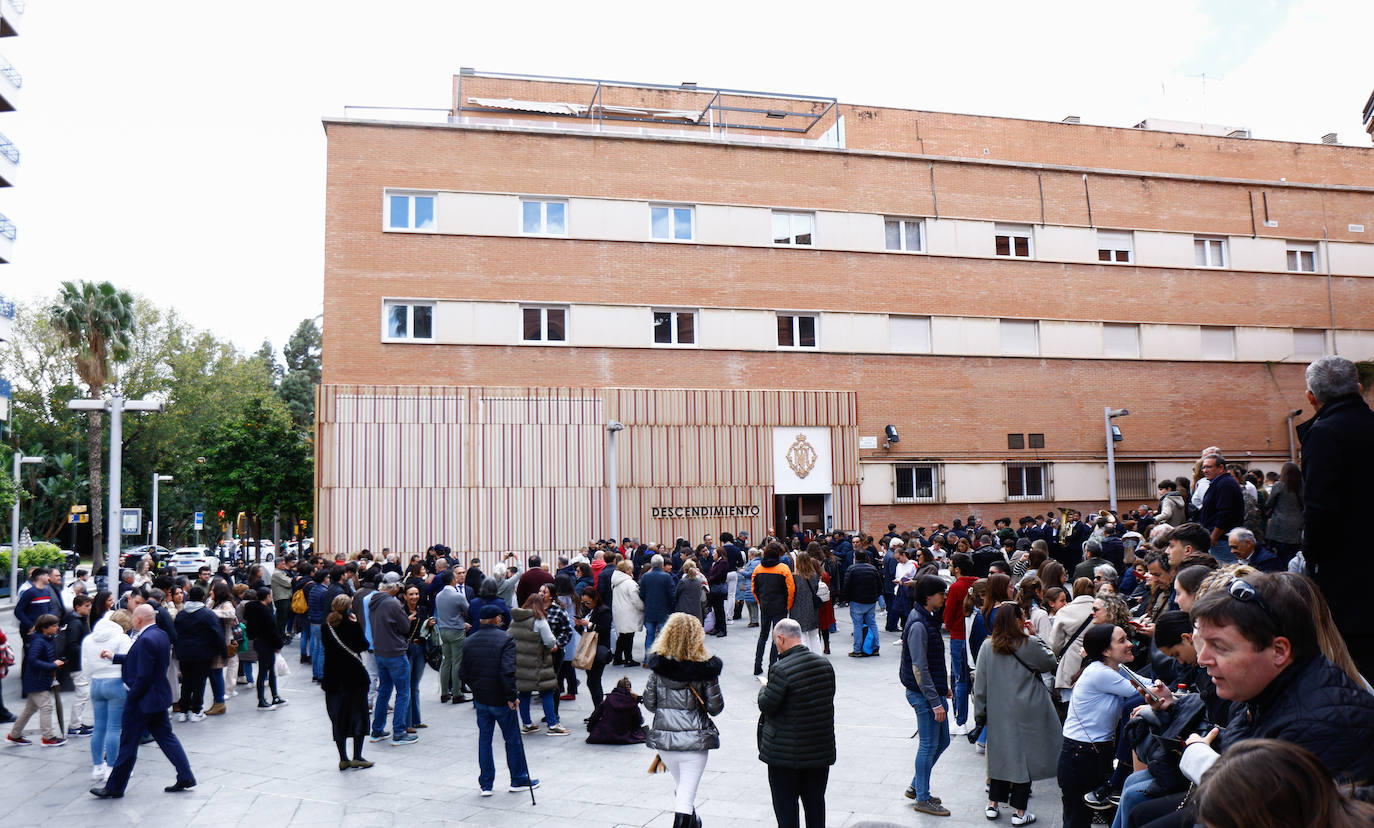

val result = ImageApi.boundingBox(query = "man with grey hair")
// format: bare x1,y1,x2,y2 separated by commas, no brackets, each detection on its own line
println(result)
1225,528,1281,573
638,554,676,656
1299,354,1374,675
1190,445,1222,511
1073,538,1109,581
1198,451,1242,563
758,617,836,828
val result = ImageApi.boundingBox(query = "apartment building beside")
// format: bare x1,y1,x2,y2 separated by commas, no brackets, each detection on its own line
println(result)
319,69,1374,562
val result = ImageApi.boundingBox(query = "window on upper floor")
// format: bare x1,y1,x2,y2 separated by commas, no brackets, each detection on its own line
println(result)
772,211,814,246
651,205,694,241
1194,236,1227,268
885,217,924,252
995,223,1033,258
1293,328,1326,359
1103,323,1141,358
776,313,818,348
521,199,567,236
521,305,567,343
383,301,434,341
652,309,697,346
1097,230,1133,263
896,464,940,503
1007,433,1026,450
1286,242,1317,273
386,192,436,231
1200,326,1235,360
1028,433,1045,449
1000,319,1039,356
889,315,932,353
1006,462,1050,501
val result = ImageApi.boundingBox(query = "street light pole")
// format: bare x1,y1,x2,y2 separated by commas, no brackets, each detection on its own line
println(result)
1105,407,1130,514
606,421,625,543
9,452,43,602
151,473,173,549
69,395,164,590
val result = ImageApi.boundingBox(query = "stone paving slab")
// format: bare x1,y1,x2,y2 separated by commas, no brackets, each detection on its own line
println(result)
0,607,1064,827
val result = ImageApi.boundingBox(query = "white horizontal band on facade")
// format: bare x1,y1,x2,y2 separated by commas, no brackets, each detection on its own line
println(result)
859,459,1228,506
381,189,1374,279
379,297,1361,364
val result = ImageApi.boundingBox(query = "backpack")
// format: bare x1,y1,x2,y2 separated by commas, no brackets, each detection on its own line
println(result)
291,587,308,615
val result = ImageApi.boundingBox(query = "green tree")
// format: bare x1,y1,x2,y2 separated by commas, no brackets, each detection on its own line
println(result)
279,318,321,431
48,281,135,569
33,453,86,538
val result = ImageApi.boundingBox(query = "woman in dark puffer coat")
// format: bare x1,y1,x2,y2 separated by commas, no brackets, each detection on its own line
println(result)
510,595,567,736
642,612,724,828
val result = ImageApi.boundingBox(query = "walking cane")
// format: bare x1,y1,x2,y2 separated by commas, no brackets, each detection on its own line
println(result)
52,682,66,736
511,721,537,806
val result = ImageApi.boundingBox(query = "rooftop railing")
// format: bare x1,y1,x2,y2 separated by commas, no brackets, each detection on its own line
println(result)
0,55,21,88
0,132,18,164
0,213,16,241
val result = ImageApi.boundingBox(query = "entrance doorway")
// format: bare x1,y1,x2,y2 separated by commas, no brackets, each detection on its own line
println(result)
774,494,830,542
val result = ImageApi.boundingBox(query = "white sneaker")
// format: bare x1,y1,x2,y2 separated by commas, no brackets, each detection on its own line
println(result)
189,712,207,723
975,742,986,755
949,721,966,736
102,764,113,781
175,712,188,723
91,765,106,780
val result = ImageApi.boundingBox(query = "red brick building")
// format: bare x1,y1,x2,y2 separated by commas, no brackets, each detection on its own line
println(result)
319,70,1374,561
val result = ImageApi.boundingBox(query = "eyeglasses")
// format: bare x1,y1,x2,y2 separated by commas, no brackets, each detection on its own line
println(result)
1228,578,1282,632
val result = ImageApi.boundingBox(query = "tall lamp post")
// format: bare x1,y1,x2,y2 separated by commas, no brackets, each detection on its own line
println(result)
9,452,43,602
606,420,625,543
151,473,173,549
1105,407,1130,514
69,395,164,590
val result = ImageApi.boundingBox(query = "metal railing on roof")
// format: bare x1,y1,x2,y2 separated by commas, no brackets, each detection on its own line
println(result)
0,295,13,319
0,55,20,88
6,0,24,14
0,133,18,164
0,213,16,241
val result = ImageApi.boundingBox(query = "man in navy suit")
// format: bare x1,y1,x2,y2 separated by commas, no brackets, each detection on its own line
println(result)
90,604,196,798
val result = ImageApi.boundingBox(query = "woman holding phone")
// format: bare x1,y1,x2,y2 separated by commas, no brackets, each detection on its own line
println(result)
1056,624,1140,828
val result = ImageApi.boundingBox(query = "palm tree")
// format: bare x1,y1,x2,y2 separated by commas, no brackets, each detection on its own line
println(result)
48,281,134,570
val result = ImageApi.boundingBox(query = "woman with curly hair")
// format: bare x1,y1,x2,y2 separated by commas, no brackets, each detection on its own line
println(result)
642,613,723,828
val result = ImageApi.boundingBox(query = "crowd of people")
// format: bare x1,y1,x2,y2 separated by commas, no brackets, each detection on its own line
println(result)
4,354,1374,826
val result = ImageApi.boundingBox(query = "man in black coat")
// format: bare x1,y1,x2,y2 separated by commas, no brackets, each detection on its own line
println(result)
758,618,836,828
458,606,536,795
171,586,226,720
1198,452,1243,563
842,551,882,657
1299,355,1374,677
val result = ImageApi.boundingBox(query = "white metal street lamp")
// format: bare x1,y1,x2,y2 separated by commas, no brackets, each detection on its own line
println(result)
606,420,625,543
8,452,43,602
151,473,173,549
69,395,164,590
1105,407,1130,514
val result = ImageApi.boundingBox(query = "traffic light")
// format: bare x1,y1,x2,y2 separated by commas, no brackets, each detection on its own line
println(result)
217,510,225,520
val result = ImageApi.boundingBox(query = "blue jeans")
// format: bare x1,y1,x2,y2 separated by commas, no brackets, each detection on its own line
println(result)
407,643,426,726
949,638,970,726
89,677,126,767
907,692,951,801
518,691,558,727
310,623,325,680
208,668,225,704
298,618,311,658
1209,540,1237,565
644,619,664,657
371,654,412,739
474,702,531,791
849,601,876,653
1111,768,1156,828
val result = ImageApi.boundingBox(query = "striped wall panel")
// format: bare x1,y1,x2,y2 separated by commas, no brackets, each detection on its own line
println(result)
316,384,859,573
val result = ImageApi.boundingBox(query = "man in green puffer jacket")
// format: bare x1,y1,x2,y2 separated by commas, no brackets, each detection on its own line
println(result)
757,618,836,828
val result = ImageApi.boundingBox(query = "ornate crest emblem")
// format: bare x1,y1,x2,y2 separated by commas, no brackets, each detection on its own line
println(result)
785,433,818,479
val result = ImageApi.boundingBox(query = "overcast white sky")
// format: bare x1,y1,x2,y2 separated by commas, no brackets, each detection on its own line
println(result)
3,0,1371,355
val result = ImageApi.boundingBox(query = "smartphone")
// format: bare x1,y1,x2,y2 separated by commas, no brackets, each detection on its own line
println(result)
1117,665,1163,702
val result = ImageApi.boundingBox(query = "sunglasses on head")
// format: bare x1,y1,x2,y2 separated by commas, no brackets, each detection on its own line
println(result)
1228,578,1281,632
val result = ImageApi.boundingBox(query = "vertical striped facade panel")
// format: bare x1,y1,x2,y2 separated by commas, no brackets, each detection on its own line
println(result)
317,385,858,570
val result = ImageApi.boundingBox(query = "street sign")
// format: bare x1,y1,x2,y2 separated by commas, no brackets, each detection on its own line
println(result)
194,511,204,531
120,508,142,536
68,512,89,524
70,504,88,513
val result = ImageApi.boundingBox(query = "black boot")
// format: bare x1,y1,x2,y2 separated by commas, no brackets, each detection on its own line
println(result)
692,812,703,828
672,813,692,828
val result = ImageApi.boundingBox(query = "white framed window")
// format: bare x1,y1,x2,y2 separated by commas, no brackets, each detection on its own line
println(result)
383,301,434,341
1293,328,1326,359
1200,326,1235,360
1285,242,1317,273
1194,236,1227,267
1103,323,1140,358
1000,319,1039,356
884,217,924,252
521,199,567,236
995,223,1033,258
889,315,932,353
652,309,697,346
771,211,814,246
650,205,694,241
521,305,567,343
1097,230,1133,263
386,192,436,231
896,464,941,503
1006,462,1050,501
776,313,818,348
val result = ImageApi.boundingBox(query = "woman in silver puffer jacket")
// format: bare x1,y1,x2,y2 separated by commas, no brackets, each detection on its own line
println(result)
642,612,724,828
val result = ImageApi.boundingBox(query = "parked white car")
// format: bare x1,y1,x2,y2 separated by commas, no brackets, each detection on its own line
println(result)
170,546,219,574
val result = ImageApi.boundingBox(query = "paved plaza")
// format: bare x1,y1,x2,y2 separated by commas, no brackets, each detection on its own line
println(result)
0,608,1065,828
